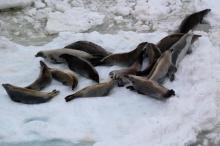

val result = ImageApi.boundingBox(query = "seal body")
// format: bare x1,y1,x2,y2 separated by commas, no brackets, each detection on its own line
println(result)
35,48,101,66
64,41,112,58
49,68,78,90
126,75,175,100
65,79,115,102
26,61,52,91
157,33,201,53
2,84,59,104
101,42,148,66
109,51,144,87
60,54,99,83
147,50,176,83
137,43,162,76
178,9,211,33
171,33,194,67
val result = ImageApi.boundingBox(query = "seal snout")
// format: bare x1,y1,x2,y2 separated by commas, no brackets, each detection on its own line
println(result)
206,9,211,12
2,83,10,89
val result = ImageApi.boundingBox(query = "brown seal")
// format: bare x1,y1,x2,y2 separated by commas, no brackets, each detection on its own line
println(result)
65,79,115,102
2,84,59,104
109,48,146,86
35,48,101,66
126,75,175,100
177,9,211,33
26,61,52,91
147,50,176,83
64,41,112,58
157,33,201,53
170,33,198,68
49,67,78,90
136,43,162,76
60,54,99,83
101,42,148,66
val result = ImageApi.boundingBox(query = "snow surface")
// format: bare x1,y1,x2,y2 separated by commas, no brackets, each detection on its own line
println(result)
0,0,220,146
46,8,105,34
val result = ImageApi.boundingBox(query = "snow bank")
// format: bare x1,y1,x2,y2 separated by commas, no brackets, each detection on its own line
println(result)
46,8,105,34
0,0,33,10
0,30,220,146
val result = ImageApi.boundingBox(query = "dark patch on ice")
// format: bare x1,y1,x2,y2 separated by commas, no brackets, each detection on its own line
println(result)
188,129,220,146
194,24,211,32
0,139,95,146
24,117,48,124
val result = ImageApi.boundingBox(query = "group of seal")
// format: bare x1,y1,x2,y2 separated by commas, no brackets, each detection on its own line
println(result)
2,9,211,104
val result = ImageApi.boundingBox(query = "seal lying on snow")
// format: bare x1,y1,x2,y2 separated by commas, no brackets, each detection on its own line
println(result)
35,48,102,66
2,84,59,104
49,67,78,90
101,42,148,66
109,59,141,87
64,41,112,58
65,79,115,102
60,54,99,83
26,61,52,91
157,33,201,53
109,49,145,87
177,9,211,33
126,75,175,100
38,61,78,90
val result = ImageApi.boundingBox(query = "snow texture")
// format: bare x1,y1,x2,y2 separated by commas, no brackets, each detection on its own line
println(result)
46,8,105,34
0,0,220,146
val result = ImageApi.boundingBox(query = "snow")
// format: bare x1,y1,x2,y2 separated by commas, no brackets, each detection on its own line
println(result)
46,8,105,34
0,0,220,146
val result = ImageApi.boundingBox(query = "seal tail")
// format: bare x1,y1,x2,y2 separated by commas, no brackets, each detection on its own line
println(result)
72,82,78,90
163,89,175,99
65,94,77,102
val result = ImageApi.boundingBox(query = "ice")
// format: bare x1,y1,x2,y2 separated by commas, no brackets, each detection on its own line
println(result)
0,29,220,146
45,8,105,34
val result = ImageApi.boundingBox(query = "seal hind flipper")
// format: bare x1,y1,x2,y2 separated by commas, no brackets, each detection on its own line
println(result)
126,85,135,91
65,95,76,102
164,89,175,98
2,84,59,104
48,90,60,96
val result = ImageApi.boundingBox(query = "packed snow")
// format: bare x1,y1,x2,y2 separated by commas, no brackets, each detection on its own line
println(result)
46,8,105,34
0,0,220,146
